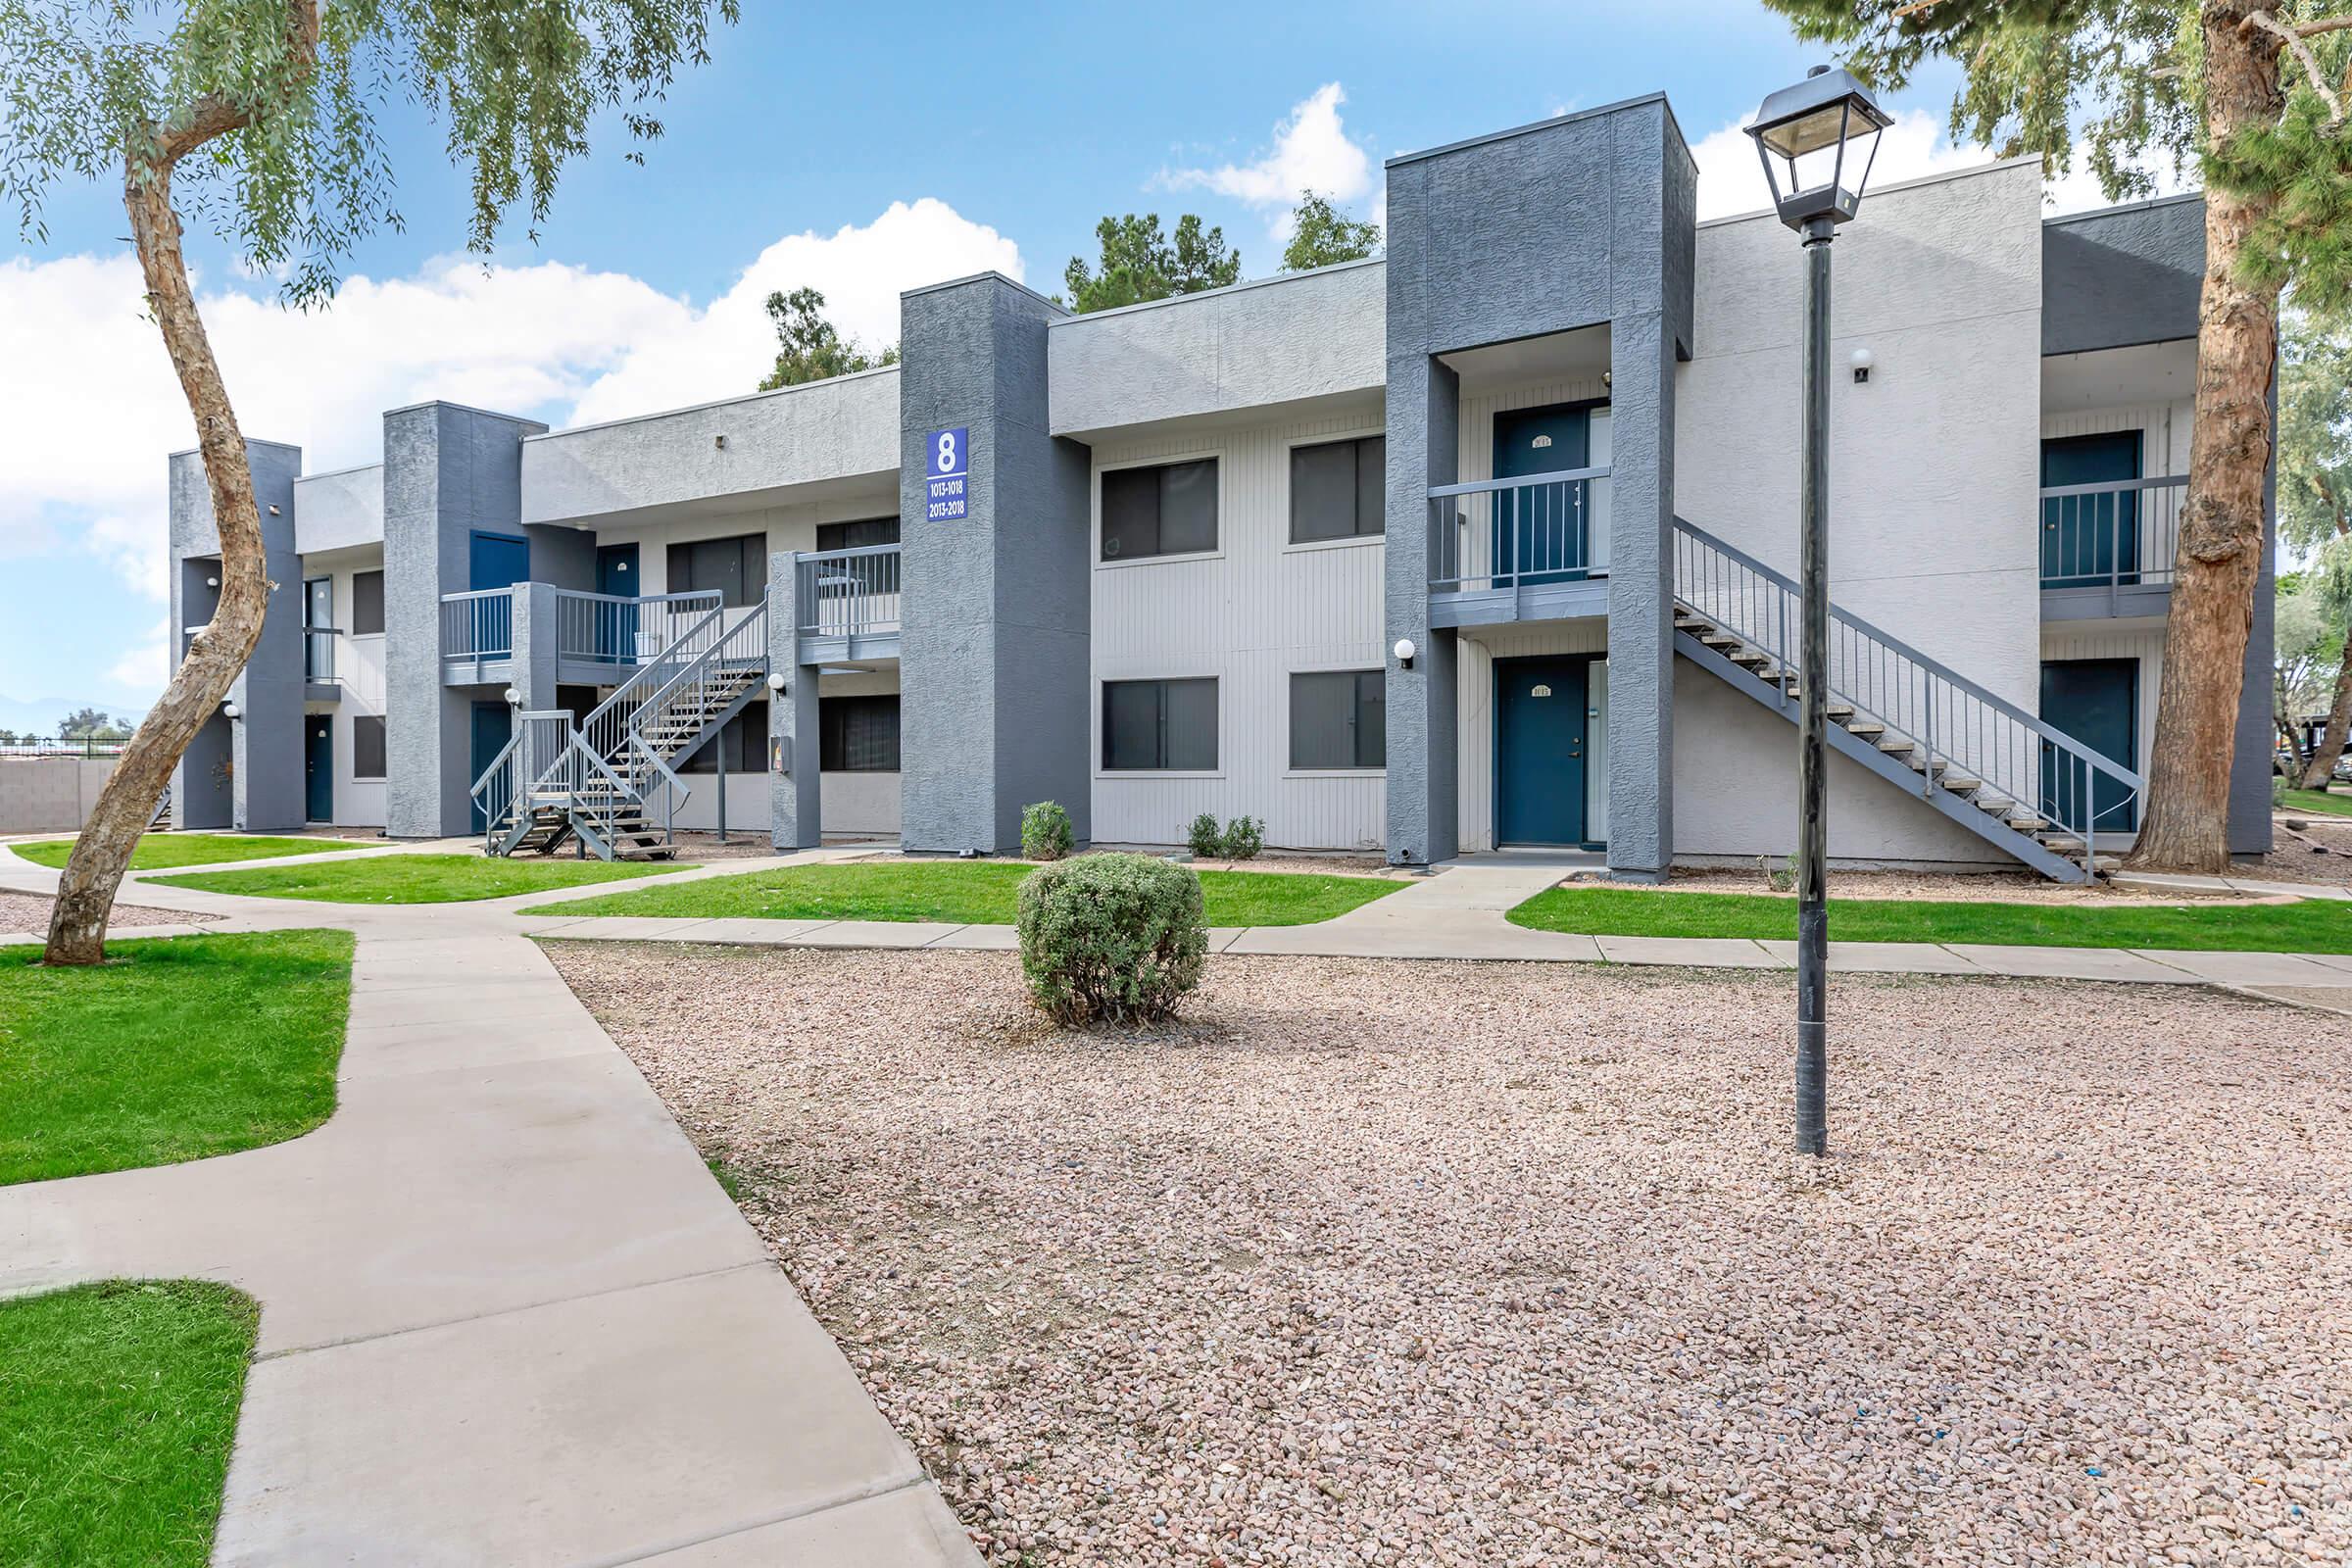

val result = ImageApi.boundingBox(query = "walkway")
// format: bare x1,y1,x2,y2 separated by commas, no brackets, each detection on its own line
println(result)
0,845,978,1568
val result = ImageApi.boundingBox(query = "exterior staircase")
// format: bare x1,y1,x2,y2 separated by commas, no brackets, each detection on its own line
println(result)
1672,519,2139,882
471,600,768,861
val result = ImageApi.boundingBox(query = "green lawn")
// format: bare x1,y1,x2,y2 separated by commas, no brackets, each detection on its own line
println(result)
0,929,353,1186
146,853,683,905
0,1281,257,1567
2279,787,2352,819
1507,884,2352,954
525,858,1406,926
8,832,363,871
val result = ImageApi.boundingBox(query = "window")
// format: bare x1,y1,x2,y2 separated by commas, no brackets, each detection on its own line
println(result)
665,531,764,608
820,694,901,771
1290,670,1386,770
1290,436,1385,544
681,701,766,776
816,515,900,553
353,715,387,780
1101,459,1216,562
352,569,385,635
1102,678,1217,771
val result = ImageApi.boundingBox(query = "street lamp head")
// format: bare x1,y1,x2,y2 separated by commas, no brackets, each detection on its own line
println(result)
1745,64,1891,233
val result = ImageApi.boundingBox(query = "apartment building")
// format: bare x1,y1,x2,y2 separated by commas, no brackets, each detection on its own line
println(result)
164,92,2274,879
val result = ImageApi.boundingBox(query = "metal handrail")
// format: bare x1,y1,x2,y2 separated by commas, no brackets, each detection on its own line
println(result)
440,587,515,662
795,544,902,640
2039,472,2186,594
304,625,340,683
1674,518,2142,872
1431,466,1613,591
554,587,721,665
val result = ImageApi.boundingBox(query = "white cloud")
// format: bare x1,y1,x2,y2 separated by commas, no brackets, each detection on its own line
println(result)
0,199,1022,689
1163,82,1380,247
108,617,169,693
1690,106,2191,221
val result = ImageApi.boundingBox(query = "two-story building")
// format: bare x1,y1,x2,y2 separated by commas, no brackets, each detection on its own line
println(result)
163,93,2274,878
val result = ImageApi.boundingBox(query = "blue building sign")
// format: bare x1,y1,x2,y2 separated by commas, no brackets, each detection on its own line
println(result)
926,426,969,521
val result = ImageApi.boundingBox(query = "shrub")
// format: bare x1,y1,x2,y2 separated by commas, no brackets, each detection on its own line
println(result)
1017,852,1207,1025
1219,814,1264,860
1021,800,1074,860
1186,811,1224,858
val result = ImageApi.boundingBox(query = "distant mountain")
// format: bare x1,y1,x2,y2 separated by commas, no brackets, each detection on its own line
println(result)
0,697,146,738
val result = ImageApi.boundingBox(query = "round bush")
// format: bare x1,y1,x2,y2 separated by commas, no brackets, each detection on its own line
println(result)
1186,812,1224,859
1016,853,1207,1025
1021,800,1074,860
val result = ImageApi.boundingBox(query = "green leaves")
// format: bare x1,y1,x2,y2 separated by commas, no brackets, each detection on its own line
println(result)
757,283,898,391
1062,211,1242,315
1280,191,1380,272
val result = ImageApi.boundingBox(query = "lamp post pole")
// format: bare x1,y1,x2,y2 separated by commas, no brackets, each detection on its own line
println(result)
1794,213,1835,1159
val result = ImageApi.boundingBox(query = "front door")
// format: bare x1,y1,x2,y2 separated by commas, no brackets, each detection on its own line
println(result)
469,531,530,592
2040,658,2138,833
304,715,333,823
2041,431,2141,588
469,701,514,834
1495,657,1589,847
595,543,639,663
1494,403,1593,583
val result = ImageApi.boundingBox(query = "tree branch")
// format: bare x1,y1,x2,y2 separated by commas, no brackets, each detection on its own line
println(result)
2245,8,2347,122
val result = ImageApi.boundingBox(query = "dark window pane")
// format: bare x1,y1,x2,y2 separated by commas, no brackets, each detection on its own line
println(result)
1102,680,1163,769
1291,441,1357,544
1290,671,1355,768
817,515,900,553
669,532,762,607
1354,669,1387,767
353,715,387,779
351,570,385,635
819,694,900,772
1102,467,1159,562
1157,461,1217,554
1355,436,1386,536
1162,677,1218,770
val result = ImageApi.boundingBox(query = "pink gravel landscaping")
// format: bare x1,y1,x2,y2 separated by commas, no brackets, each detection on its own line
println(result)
547,943,2352,1568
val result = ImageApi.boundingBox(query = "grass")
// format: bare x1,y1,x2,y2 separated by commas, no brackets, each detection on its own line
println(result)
2278,786,2352,819
145,852,683,905
1506,884,2352,954
8,832,361,872
524,858,1406,927
0,1281,258,1567
0,929,353,1186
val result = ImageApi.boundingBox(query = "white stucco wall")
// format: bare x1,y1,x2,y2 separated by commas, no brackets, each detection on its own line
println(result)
1671,158,2045,866
1087,397,1389,852
293,464,385,554
302,544,389,829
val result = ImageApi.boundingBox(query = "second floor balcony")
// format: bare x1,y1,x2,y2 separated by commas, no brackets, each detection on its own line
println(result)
440,585,723,686
1428,466,1613,627
793,543,902,662
2038,472,2185,618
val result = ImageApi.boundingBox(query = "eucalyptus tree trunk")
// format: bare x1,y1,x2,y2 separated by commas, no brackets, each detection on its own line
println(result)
42,4,319,965
2124,0,2285,875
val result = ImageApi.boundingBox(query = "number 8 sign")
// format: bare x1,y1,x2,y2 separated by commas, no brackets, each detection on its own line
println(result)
925,426,969,520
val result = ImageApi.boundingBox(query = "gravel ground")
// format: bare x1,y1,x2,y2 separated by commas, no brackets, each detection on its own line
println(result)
1647,866,2275,906
0,891,220,931
550,943,2352,1568
2242,813,2352,887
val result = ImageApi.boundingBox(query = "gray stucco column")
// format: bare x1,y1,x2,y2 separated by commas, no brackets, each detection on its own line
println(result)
1603,308,1677,881
512,583,559,710
897,272,1093,854
1382,356,1460,866
168,440,304,832
382,401,547,838
767,551,820,849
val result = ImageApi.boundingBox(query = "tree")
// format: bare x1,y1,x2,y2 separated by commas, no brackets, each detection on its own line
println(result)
1281,191,1381,271
757,285,898,390
1763,0,2352,871
0,1,737,965
2277,309,2352,782
56,708,116,741
1062,213,1241,314
2274,570,2341,773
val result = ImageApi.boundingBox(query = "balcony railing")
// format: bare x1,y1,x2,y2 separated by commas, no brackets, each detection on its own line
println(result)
554,588,721,666
441,588,514,663
304,626,340,683
1430,466,1612,591
795,544,902,642
2040,473,2185,592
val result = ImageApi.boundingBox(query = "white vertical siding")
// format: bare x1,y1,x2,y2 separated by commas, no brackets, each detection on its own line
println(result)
1089,401,1389,851
306,549,388,829
1455,617,1608,852
1455,375,1612,487
2039,399,2191,475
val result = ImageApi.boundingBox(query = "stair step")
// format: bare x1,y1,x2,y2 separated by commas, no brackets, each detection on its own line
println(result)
1938,775,1983,793
2007,814,2050,832
1876,736,1915,755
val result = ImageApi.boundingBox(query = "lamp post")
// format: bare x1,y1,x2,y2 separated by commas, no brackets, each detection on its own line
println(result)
1744,65,1889,1158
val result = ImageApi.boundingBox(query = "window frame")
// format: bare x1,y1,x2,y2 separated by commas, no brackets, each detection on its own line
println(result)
1284,431,1388,551
1096,675,1221,776
815,515,901,554
818,693,902,773
1286,666,1388,774
350,568,386,637
1094,453,1223,568
352,714,388,780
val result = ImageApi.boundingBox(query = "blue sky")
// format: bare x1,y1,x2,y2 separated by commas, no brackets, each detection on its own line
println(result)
0,0,2060,729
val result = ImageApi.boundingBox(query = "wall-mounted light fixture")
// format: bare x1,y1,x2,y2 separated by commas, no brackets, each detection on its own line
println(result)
1393,637,1416,669
764,671,787,692
714,433,729,451
502,687,520,706
220,701,241,719
1849,346,1875,383
206,575,220,588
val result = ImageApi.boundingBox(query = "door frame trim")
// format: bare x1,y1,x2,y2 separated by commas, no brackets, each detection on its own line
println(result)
305,713,334,823
1491,651,1607,852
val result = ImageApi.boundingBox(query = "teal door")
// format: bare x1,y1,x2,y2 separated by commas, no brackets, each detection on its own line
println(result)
469,530,530,592
469,701,513,834
1495,657,1588,846
1493,404,1592,583
595,542,639,663
2040,659,2138,832
2041,432,2140,588
304,715,332,823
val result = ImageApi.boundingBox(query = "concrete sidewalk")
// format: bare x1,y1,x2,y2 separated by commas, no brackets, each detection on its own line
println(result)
0,857,979,1566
